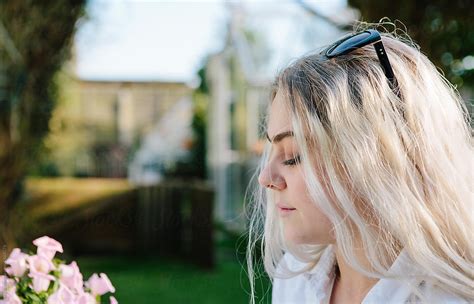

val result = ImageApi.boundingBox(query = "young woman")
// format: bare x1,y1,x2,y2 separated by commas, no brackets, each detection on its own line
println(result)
246,25,473,303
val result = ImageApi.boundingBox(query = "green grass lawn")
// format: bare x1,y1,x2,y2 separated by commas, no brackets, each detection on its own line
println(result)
76,229,271,304
76,240,272,304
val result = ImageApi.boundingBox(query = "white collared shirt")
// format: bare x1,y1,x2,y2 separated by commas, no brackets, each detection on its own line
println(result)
272,245,469,304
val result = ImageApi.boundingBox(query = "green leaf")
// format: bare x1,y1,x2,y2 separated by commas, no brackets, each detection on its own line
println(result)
26,293,43,303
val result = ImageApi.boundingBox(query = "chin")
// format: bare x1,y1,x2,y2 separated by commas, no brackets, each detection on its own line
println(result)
285,229,331,245
285,229,310,245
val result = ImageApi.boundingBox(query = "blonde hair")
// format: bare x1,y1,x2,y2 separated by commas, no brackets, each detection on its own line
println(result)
246,23,474,303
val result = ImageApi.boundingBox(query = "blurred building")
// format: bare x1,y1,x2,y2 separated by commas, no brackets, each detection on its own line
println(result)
205,3,355,230
75,79,193,177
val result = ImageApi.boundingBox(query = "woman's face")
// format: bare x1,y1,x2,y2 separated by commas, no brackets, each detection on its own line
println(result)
258,89,334,245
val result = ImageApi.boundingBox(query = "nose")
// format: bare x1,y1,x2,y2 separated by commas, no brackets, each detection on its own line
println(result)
258,163,286,190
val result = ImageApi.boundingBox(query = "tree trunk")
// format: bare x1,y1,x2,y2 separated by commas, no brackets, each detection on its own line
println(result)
0,214,18,269
0,0,86,261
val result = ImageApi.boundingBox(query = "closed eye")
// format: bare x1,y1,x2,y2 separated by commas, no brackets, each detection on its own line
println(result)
282,155,301,166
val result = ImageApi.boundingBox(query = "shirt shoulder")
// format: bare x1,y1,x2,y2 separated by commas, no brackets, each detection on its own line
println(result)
418,281,471,304
362,250,471,304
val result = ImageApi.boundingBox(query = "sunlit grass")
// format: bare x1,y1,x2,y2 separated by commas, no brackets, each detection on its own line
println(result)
25,177,134,219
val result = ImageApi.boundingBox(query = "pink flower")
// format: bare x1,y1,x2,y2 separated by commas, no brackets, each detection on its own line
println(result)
3,287,22,304
0,275,6,294
29,271,55,293
2,237,117,304
4,248,28,277
33,236,64,260
59,261,83,292
47,284,75,304
28,254,55,275
76,291,97,304
86,273,115,296
0,275,14,296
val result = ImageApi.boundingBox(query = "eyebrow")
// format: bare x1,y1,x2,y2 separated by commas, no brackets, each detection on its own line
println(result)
265,130,294,144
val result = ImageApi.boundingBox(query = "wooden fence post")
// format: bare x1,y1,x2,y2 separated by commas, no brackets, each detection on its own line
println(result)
190,181,214,268
136,180,214,268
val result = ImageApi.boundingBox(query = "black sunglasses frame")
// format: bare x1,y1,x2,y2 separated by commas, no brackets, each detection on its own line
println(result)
323,30,399,95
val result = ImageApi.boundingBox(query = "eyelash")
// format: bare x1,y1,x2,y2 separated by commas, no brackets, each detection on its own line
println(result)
283,155,301,166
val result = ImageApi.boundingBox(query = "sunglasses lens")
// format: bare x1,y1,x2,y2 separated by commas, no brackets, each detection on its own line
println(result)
327,31,372,56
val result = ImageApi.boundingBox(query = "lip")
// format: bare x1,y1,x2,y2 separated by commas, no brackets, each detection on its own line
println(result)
277,203,296,216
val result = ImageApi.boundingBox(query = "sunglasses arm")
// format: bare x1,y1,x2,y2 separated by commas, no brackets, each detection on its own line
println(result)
373,41,399,94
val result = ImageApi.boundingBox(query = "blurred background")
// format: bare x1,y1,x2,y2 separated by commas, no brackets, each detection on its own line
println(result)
0,0,472,303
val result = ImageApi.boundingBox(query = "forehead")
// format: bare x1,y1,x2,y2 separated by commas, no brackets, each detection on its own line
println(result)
267,90,292,137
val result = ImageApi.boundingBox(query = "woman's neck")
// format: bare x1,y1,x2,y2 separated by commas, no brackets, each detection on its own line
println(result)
330,246,380,304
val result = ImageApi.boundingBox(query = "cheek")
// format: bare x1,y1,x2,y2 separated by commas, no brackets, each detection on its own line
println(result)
284,201,334,245
284,173,334,245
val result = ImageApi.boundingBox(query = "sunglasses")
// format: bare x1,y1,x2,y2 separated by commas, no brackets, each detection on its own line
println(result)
323,29,399,95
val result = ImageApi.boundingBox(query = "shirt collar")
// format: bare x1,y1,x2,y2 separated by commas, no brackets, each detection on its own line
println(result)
303,246,424,303
303,245,337,302
361,249,424,302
